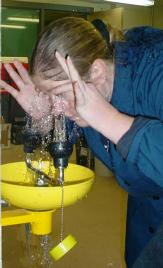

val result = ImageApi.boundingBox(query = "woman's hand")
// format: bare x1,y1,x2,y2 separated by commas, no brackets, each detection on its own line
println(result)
66,56,109,125
54,51,109,128
0,61,52,120
54,52,134,143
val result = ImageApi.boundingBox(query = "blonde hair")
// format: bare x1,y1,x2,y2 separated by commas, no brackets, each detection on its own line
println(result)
31,17,113,80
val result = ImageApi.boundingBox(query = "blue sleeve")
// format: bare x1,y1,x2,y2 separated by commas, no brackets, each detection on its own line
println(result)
117,118,163,188
117,116,151,159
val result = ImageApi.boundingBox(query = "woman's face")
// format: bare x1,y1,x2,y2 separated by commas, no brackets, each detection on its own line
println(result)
33,74,88,127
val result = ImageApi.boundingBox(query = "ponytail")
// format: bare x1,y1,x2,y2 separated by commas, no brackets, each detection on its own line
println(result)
92,19,125,47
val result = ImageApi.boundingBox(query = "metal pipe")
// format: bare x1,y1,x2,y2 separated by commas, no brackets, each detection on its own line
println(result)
25,155,54,186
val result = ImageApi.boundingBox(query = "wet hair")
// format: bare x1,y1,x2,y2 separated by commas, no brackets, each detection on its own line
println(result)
30,17,123,80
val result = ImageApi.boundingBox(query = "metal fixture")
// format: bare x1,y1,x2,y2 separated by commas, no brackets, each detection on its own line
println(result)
23,115,73,186
25,154,54,186
48,115,73,184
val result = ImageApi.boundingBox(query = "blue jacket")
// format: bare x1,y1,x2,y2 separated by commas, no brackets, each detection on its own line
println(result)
132,221,163,268
68,26,163,267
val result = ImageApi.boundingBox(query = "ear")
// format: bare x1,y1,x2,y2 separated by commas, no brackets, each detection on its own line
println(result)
90,59,107,85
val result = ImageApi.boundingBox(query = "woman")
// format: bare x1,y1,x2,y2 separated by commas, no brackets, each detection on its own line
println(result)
1,17,163,267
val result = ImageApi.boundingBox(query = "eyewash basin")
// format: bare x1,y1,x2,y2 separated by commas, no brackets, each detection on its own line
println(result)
1,162,94,211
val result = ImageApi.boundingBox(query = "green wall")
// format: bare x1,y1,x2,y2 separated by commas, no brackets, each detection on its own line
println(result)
2,7,40,59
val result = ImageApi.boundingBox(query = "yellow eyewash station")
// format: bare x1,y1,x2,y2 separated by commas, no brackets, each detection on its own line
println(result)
1,162,94,259
1,162,94,233
1,115,95,260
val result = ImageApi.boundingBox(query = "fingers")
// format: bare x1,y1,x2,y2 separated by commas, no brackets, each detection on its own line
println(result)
36,79,70,92
50,81,73,95
13,60,33,85
73,81,85,106
56,53,87,109
65,56,86,106
0,80,19,98
55,51,85,94
66,56,83,89
55,51,70,79
4,63,24,89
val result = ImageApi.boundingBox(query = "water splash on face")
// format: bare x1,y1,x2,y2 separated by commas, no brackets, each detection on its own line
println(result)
26,93,67,140
51,94,67,142
53,114,66,142
51,94,66,117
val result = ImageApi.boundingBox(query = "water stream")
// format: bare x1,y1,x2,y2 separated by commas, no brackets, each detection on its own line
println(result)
25,225,54,267
23,96,74,265
24,181,65,267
